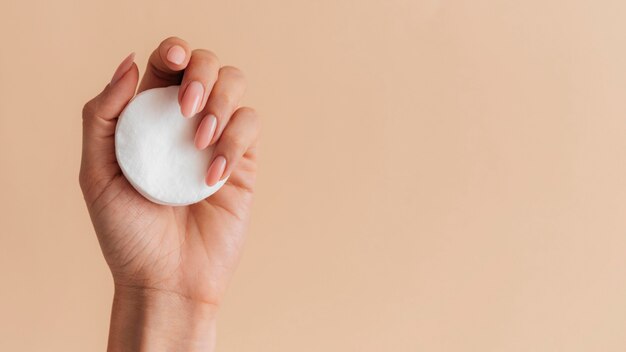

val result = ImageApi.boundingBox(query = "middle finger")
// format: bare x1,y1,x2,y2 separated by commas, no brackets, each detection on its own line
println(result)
178,49,221,117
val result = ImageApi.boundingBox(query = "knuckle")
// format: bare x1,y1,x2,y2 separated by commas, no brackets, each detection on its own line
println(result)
82,99,97,120
220,65,246,82
78,168,88,191
211,92,236,109
162,36,185,46
78,164,95,195
238,106,257,117
220,65,243,76
224,134,247,152
237,107,260,125
192,49,220,66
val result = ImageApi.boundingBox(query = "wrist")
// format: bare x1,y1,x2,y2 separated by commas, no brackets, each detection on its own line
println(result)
107,285,218,352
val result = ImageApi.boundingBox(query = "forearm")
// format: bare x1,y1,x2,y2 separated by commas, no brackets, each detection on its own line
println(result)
107,285,218,352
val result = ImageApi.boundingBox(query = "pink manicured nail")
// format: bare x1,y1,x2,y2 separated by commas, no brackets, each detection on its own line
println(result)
206,156,226,186
166,45,186,65
194,115,217,150
110,52,135,85
181,81,204,117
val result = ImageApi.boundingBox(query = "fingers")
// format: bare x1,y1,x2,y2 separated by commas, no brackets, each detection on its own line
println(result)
194,66,247,149
83,53,139,137
139,38,222,118
138,36,191,93
205,107,259,186
177,49,220,118
80,53,139,194
121,38,256,191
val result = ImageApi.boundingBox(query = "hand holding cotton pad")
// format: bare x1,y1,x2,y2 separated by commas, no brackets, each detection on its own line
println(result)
115,85,227,206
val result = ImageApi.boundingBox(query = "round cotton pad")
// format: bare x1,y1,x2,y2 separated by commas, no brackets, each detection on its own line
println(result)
115,85,227,206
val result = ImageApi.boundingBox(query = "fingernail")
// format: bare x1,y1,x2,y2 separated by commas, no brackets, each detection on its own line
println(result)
194,115,217,150
166,45,186,65
110,52,135,85
206,156,226,186
181,81,204,117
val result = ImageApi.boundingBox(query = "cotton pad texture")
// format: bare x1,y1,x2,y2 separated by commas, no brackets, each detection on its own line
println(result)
115,85,226,206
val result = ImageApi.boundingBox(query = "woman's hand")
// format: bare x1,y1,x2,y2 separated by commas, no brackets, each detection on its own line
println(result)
79,37,259,352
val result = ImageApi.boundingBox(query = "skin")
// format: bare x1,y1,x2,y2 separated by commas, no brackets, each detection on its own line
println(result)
79,37,259,352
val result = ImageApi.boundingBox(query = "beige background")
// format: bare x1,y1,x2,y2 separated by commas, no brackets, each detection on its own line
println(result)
2,0,626,350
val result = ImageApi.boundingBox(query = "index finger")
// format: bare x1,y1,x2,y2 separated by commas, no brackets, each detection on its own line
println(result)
137,36,191,93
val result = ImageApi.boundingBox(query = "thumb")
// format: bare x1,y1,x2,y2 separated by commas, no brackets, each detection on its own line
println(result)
80,53,139,200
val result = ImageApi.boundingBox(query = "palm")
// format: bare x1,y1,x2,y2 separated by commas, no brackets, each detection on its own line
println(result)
87,149,257,305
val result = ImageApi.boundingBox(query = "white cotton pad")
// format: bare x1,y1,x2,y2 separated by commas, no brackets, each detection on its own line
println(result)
115,85,227,206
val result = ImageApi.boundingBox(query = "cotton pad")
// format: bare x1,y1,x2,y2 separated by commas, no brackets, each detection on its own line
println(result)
115,85,226,206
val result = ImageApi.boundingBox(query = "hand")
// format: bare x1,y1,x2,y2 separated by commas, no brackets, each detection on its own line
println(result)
79,37,259,352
